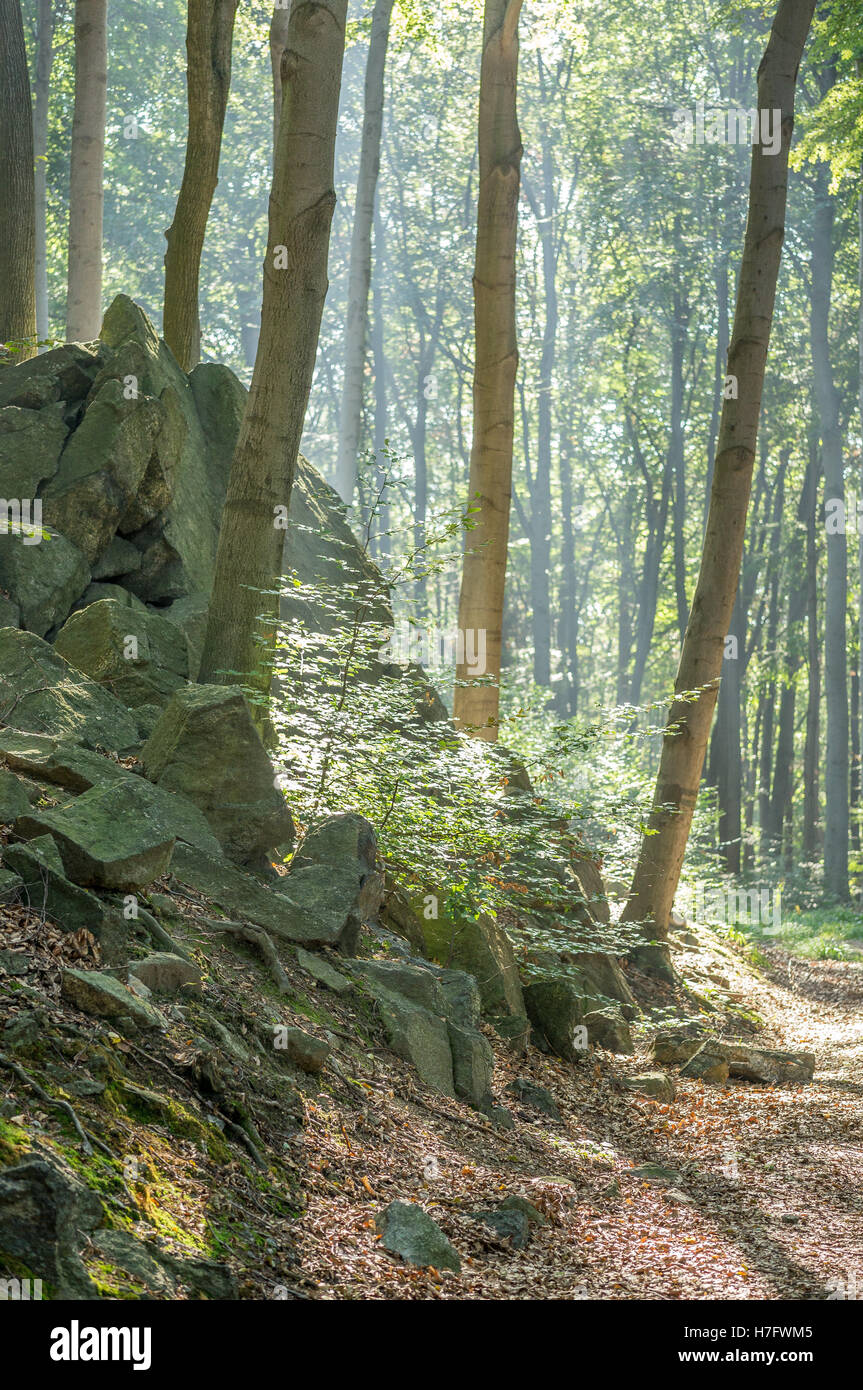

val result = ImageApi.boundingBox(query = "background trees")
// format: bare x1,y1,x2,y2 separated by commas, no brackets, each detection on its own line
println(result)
16,0,863,911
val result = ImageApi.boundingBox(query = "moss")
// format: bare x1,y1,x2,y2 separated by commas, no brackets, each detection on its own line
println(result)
0,1116,29,1168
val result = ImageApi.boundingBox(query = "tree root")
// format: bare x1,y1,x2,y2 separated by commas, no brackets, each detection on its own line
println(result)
201,917,291,994
0,1049,114,1158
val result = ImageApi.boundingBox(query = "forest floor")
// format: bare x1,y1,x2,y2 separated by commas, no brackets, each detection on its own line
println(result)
2,892,862,1300
293,917,863,1301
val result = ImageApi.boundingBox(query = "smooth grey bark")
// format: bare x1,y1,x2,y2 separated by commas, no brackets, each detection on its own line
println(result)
66,0,106,341
811,147,849,900
334,0,395,504
0,0,36,358
33,0,53,344
199,0,348,700
620,0,815,978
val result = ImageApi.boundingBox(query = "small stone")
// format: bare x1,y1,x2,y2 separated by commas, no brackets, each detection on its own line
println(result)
505,1077,562,1121
470,1208,530,1250
296,947,352,996
620,1071,676,1102
376,1200,461,1273
499,1194,547,1226
281,1027,331,1074
0,949,28,976
629,1162,682,1183
128,952,202,997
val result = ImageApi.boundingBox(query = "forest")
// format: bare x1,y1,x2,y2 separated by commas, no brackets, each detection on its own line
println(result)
0,0,861,1333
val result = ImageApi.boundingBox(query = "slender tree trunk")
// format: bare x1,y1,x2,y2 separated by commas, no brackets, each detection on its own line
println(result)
453,0,523,739
33,0,53,345
66,0,106,341
620,0,814,979
269,1,291,156
199,0,348,699
334,0,394,504
812,150,849,900
708,588,744,873
523,136,557,688
371,202,390,564
704,254,729,530
0,0,37,358
669,273,689,645
163,0,238,372
803,427,821,858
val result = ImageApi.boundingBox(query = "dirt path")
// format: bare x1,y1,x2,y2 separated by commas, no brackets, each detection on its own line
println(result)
295,928,863,1299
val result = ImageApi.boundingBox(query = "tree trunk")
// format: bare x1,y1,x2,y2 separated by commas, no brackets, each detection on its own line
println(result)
33,0,53,345
812,149,849,900
620,0,814,979
269,2,291,156
453,0,523,739
66,0,106,342
163,0,238,373
334,0,394,504
803,427,821,859
708,588,744,873
199,0,347,700
523,133,557,689
0,0,37,358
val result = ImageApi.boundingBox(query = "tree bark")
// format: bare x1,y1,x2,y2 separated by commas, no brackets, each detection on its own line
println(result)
620,0,815,979
66,0,106,342
199,0,347,700
269,2,291,156
453,0,523,738
0,0,37,358
163,0,238,372
334,0,394,504
33,0,53,345
811,145,849,900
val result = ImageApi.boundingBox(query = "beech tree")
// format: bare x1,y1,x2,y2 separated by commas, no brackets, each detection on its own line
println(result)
163,0,238,372
453,0,523,739
0,0,36,358
33,0,54,344
199,0,348,699
620,0,816,979
66,0,107,341
334,0,395,505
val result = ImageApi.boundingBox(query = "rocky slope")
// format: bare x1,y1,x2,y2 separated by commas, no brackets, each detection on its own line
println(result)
0,302,814,1300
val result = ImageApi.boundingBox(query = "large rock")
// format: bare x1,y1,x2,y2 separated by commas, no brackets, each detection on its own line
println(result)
568,951,638,1019
3,836,106,934
0,767,31,822
375,1200,460,1273
0,403,68,497
447,1021,494,1108
41,378,164,565
0,343,109,412
523,978,587,1062
374,990,455,1097
0,730,132,793
61,967,164,1030
0,1154,103,1298
141,684,293,866
0,629,138,750
54,598,188,708
0,527,89,637
651,1030,814,1084
283,814,382,952
421,907,526,1032
99,297,232,600
15,780,177,891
